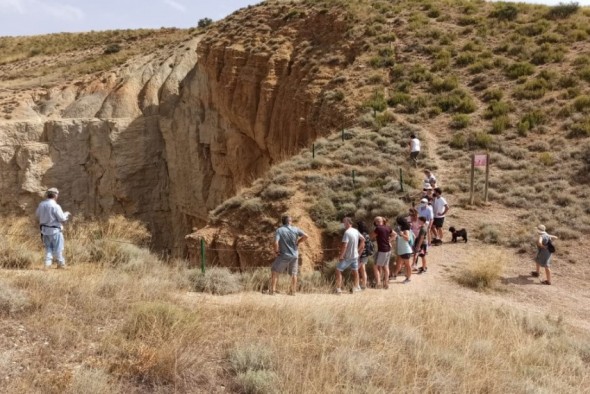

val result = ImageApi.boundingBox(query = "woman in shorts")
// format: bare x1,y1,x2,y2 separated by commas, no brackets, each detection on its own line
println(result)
393,216,414,284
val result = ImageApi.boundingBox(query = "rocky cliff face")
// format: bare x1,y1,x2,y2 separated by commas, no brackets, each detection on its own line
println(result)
0,6,356,255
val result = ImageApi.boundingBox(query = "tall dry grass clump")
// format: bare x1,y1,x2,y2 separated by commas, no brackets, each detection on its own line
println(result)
456,249,507,289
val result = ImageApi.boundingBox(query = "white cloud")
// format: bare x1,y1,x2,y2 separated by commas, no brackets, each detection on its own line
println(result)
40,2,84,21
0,0,26,13
163,0,186,12
0,0,83,20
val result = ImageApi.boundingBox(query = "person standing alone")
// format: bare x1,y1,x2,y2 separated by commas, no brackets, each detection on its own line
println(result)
36,188,70,269
270,215,308,295
409,134,421,166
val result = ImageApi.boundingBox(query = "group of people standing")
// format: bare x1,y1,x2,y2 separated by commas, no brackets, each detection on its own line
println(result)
269,170,453,295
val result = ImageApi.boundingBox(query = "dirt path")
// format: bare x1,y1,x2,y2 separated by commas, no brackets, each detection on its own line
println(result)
185,128,590,334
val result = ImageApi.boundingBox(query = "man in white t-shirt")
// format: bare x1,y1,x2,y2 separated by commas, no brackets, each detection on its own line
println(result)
432,187,449,245
409,134,420,166
335,217,365,294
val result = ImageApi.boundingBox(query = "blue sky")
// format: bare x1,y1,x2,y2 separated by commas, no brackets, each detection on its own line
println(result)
0,0,589,37
0,0,261,36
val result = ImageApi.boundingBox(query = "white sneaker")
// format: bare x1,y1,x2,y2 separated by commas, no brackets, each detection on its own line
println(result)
353,286,362,293
335,288,342,294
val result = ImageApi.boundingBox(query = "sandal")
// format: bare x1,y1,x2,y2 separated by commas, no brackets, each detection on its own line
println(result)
541,280,551,285
531,271,540,277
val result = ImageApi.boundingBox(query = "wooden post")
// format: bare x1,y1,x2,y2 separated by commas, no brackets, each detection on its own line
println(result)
312,143,315,159
469,154,475,205
399,168,404,192
200,238,206,273
484,153,490,203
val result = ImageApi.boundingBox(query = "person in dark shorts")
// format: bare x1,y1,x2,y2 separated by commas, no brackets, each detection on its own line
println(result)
370,216,394,289
270,215,308,295
393,216,415,284
432,187,449,245
409,134,421,166
414,216,429,274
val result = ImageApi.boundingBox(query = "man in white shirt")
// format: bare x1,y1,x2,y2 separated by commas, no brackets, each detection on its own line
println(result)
36,188,70,268
432,187,449,245
409,134,421,166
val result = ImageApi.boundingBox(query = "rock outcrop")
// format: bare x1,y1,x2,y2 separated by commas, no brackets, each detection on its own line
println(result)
0,6,356,257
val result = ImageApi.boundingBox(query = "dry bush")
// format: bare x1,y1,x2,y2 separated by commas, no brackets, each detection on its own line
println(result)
66,368,121,394
190,267,242,295
0,281,31,316
456,250,506,289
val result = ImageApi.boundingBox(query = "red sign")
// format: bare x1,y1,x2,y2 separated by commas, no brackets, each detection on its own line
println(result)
474,154,487,167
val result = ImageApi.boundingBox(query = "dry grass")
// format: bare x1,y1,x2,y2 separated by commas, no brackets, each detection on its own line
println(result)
0,216,588,392
456,250,507,290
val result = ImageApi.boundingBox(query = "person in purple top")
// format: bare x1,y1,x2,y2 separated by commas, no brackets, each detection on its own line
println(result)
370,216,394,289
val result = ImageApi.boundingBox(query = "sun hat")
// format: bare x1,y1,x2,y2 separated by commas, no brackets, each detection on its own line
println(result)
47,187,59,194
536,224,546,233
420,198,428,203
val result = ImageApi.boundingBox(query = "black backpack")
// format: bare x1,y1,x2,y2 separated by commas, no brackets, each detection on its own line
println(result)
363,233,375,257
546,238,555,254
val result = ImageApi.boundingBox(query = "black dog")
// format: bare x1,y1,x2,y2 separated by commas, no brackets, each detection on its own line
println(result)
449,227,468,243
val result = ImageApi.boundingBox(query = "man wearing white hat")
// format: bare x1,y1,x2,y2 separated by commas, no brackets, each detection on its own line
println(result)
35,188,70,269
531,224,557,285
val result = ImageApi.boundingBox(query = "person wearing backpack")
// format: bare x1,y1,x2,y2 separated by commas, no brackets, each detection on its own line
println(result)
393,216,415,284
531,224,558,285
357,221,374,290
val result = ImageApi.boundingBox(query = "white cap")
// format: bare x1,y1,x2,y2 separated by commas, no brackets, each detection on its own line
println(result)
47,187,59,194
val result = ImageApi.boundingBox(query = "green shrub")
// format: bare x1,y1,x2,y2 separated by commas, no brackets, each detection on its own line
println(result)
531,44,565,65
369,55,394,68
491,116,510,134
568,118,590,138
469,132,494,149
578,66,590,82
310,198,337,227
504,62,535,79
517,21,549,37
455,52,477,67
517,110,547,135
198,18,213,28
435,89,476,113
103,43,121,54
430,76,459,92
482,88,503,102
539,152,555,166
450,133,467,149
490,3,519,21
409,66,431,82
190,268,242,295
546,2,579,19
364,91,387,113
574,95,590,112
513,78,548,100
484,100,511,119
387,92,411,106
427,8,440,18
450,114,470,129
261,185,294,200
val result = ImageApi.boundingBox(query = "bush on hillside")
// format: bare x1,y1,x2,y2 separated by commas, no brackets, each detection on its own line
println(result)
490,3,519,21
456,250,506,290
504,62,535,79
546,2,579,19
198,18,213,28
190,268,242,295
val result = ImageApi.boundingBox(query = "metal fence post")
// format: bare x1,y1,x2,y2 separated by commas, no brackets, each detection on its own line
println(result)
200,238,206,273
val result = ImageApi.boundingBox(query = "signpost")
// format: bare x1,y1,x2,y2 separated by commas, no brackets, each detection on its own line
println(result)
469,153,490,205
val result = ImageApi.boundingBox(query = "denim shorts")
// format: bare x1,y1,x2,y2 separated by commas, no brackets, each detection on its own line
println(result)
336,258,359,272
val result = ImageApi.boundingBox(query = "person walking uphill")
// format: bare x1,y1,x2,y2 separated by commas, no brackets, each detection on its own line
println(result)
270,215,308,295
531,224,557,285
409,134,421,166
36,188,70,269
335,217,365,294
